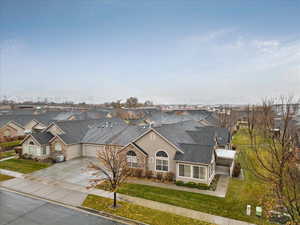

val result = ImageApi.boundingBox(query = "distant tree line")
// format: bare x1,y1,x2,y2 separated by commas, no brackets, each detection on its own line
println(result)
104,97,153,109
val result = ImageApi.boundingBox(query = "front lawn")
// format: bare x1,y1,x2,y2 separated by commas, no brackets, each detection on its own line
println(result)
0,150,16,159
0,140,21,148
83,194,214,225
0,174,14,182
0,159,51,174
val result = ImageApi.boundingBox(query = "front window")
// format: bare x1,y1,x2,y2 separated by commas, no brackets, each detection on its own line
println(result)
156,151,168,171
193,166,206,179
55,143,62,152
179,164,191,177
178,164,206,180
42,147,47,155
4,130,11,136
28,141,35,155
127,150,138,168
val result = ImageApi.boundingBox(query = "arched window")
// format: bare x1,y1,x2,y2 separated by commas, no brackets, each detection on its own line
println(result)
127,150,138,168
155,151,168,171
4,130,11,137
28,141,35,155
55,143,62,152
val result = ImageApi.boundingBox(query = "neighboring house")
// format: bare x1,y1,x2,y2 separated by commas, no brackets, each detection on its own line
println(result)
0,121,25,139
21,119,235,185
0,111,87,139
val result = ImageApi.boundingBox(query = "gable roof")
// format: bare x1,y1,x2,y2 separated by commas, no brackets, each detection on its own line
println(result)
54,119,102,144
31,132,54,145
82,119,148,146
150,120,230,164
21,131,54,145
175,144,214,164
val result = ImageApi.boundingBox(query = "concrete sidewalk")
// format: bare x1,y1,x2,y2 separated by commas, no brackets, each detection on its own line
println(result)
0,156,16,162
0,176,255,225
0,176,115,206
0,168,24,178
120,194,255,225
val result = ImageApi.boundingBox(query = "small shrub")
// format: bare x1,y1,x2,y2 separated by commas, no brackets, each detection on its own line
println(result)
129,168,144,178
197,183,209,190
145,170,153,179
164,172,175,182
232,162,241,177
156,172,163,181
175,180,209,190
185,182,197,188
134,168,143,178
128,168,135,176
208,175,219,191
15,147,22,157
175,180,184,186
21,153,29,159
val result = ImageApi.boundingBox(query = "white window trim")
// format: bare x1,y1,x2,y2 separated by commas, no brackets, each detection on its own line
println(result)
55,143,62,152
177,163,207,181
178,164,192,177
127,150,138,168
155,150,169,172
46,146,50,155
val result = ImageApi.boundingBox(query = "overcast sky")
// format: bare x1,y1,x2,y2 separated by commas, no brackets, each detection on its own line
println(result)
0,0,300,104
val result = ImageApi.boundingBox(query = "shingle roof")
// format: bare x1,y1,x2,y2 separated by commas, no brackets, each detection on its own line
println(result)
55,119,104,144
0,111,70,129
0,115,37,128
145,110,218,126
82,119,148,145
152,120,230,164
31,132,54,145
175,144,213,164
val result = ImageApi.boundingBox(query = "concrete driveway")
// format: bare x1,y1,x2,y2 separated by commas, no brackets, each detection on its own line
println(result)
30,157,103,187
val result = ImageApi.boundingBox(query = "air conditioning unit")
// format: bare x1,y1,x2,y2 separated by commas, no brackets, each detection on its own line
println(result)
55,154,65,163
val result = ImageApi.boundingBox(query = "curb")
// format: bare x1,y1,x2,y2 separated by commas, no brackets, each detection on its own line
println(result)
0,186,148,225
78,206,149,225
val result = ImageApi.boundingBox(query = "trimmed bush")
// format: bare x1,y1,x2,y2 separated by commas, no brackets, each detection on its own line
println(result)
134,168,144,177
129,168,144,178
156,172,163,181
145,170,153,179
175,180,184,186
164,172,175,182
232,162,241,177
175,181,209,190
14,147,22,157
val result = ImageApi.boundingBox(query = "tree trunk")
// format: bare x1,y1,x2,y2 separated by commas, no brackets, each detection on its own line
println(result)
113,192,117,208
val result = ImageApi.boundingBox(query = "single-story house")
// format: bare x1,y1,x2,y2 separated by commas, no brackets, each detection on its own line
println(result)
21,118,235,185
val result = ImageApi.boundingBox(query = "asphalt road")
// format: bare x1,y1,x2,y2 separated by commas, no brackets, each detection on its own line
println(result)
0,190,125,225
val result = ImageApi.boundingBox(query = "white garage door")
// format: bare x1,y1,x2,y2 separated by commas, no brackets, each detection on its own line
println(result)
83,144,104,158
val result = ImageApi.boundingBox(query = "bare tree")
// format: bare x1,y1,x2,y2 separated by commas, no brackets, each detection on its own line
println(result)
246,104,260,145
242,96,300,223
88,145,135,208
217,105,238,134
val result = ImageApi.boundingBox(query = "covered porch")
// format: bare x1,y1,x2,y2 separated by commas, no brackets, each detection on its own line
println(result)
215,149,236,176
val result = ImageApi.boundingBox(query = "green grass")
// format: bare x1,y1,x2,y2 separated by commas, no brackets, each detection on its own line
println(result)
83,194,214,225
0,159,51,174
0,140,21,148
114,128,270,224
117,182,267,224
0,174,14,182
0,150,16,159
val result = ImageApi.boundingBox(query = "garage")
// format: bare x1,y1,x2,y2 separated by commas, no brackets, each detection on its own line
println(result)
82,144,105,158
